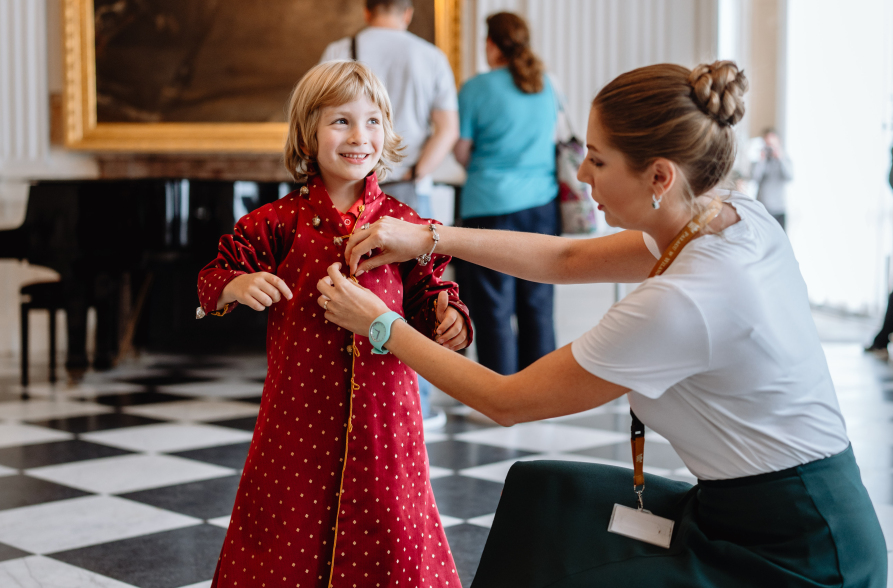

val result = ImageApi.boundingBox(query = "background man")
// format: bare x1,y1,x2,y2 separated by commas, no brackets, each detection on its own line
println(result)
321,0,460,428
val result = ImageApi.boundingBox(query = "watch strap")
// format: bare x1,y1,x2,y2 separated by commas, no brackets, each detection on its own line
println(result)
368,311,406,355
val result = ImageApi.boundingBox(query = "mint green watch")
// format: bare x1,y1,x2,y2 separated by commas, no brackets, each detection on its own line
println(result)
369,311,406,355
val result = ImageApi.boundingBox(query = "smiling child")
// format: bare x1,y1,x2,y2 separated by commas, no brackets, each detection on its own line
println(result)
197,60,471,588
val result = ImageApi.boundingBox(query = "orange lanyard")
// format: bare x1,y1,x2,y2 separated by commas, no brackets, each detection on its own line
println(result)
631,198,724,508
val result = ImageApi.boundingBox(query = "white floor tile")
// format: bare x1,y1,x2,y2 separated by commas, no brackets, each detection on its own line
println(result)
0,495,200,554
26,453,236,494
0,423,73,448
0,555,139,588
0,464,17,477
428,465,453,480
207,515,231,529
424,432,448,444
81,422,254,453
438,515,464,528
0,399,111,421
466,513,495,529
12,381,146,399
176,581,213,588
122,399,259,422
157,380,264,399
874,503,893,551
455,422,627,453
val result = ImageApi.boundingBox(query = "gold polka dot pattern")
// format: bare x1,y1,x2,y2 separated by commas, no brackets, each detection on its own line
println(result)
197,174,472,587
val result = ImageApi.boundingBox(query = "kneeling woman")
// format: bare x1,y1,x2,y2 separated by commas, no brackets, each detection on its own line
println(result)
317,60,887,586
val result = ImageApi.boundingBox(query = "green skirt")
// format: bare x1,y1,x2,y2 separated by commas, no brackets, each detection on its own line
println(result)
471,445,886,587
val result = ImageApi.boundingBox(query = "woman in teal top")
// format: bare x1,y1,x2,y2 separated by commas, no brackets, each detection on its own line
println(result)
454,12,559,376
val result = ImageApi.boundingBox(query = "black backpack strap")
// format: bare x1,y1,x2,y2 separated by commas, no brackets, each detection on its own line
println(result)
350,35,357,61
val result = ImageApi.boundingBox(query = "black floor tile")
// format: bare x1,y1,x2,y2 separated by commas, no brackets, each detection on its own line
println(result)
94,391,185,408
120,475,240,520
207,416,257,431
49,524,225,588
115,374,214,387
560,412,632,432
234,395,263,405
0,475,92,511
27,412,166,434
444,524,490,588
0,440,133,469
430,476,504,520
425,440,534,471
573,441,687,471
0,541,31,563
169,442,251,470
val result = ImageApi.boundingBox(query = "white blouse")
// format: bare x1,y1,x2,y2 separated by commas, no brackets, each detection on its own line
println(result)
572,192,849,480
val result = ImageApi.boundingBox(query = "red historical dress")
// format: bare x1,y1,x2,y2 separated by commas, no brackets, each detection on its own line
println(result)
197,174,470,588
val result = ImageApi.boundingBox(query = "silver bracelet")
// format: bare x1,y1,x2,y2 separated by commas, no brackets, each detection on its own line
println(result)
416,224,440,266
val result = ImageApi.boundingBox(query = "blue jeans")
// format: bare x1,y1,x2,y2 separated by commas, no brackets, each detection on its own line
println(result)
460,199,558,375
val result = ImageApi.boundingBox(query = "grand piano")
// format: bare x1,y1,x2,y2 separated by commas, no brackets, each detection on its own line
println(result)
0,178,288,378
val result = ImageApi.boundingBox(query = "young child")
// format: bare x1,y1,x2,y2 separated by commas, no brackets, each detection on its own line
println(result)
197,61,471,588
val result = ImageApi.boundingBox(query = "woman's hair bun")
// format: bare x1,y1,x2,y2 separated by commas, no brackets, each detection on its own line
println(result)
688,61,748,126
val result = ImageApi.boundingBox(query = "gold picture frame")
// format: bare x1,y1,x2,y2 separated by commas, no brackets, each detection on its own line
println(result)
62,0,462,153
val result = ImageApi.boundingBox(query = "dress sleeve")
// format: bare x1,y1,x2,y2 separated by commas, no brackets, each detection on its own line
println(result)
400,246,474,346
197,203,287,317
571,280,711,398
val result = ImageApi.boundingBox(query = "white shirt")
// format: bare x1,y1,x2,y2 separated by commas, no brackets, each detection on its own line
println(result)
571,192,849,480
321,28,458,181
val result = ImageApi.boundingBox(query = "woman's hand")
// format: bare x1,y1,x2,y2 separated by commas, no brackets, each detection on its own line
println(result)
344,217,433,276
220,272,292,311
317,263,390,335
434,291,469,351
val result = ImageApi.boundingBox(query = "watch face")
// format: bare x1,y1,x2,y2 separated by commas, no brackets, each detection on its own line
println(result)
370,322,385,343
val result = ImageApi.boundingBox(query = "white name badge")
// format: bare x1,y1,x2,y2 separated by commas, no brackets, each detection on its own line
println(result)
607,504,674,548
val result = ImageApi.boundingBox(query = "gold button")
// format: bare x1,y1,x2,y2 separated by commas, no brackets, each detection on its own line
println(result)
346,344,353,354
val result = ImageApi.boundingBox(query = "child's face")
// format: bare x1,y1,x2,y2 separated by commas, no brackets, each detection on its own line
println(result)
316,96,384,186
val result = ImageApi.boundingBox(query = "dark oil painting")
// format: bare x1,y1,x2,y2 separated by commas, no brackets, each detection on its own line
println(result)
93,0,436,123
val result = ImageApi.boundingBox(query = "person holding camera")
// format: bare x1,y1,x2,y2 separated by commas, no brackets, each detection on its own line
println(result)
751,127,793,230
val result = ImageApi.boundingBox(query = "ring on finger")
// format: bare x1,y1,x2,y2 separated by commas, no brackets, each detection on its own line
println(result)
361,223,370,230
323,300,329,311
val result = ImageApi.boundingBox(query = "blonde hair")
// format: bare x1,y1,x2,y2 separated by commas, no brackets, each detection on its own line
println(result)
592,60,748,202
284,60,404,183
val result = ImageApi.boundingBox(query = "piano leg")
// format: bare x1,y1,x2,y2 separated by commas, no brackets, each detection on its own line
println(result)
49,308,57,384
20,302,29,397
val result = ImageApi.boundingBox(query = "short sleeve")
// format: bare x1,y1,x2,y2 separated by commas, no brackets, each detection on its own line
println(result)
320,38,350,63
643,232,661,259
571,280,711,398
432,51,458,112
458,81,477,140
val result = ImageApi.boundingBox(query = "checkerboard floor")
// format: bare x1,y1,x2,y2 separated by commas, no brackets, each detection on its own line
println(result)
1,313,892,586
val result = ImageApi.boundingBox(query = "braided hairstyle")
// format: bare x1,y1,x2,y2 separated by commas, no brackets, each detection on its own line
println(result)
593,60,749,199
486,12,545,94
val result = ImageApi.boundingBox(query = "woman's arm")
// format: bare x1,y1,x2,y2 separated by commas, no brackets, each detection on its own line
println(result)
453,138,473,168
317,263,628,426
345,218,656,284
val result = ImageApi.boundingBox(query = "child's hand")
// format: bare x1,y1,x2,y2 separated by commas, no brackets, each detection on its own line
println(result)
219,272,292,311
434,291,469,351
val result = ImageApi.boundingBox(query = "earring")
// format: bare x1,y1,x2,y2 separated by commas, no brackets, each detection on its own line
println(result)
652,194,662,210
